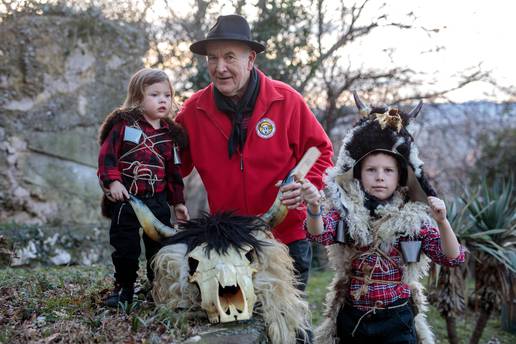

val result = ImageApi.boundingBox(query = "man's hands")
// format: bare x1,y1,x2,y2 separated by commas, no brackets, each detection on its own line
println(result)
276,178,322,210
276,180,303,209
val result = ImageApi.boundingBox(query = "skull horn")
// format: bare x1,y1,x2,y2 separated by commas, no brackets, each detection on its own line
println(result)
128,195,178,241
260,191,288,228
353,91,371,117
407,101,423,119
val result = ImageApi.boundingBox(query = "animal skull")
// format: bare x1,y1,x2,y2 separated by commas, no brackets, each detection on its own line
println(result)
187,243,257,323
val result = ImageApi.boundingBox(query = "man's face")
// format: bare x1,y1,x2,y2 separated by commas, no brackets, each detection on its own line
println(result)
206,41,256,99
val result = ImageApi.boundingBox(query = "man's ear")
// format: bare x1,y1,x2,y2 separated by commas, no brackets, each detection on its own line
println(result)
247,50,256,70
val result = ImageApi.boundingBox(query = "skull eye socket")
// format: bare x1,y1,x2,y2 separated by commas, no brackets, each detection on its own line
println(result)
188,257,199,275
245,249,255,264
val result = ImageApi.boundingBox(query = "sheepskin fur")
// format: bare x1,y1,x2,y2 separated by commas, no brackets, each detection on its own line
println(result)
152,228,310,344
315,179,436,344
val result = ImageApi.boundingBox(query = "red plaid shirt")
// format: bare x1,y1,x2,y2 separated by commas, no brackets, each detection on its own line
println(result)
307,209,465,310
97,118,184,205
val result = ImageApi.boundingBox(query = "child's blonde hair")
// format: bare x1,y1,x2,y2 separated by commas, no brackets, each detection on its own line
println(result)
122,68,179,117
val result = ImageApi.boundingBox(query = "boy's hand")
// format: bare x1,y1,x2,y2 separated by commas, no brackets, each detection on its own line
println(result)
428,196,447,224
174,203,190,222
108,181,129,201
300,179,322,208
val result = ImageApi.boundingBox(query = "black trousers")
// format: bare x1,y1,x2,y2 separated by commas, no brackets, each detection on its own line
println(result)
109,194,169,287
287,239,312,292
287,239,313,344
336,299,417,344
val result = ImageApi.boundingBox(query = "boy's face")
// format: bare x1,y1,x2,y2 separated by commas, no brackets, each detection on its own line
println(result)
141,81,172,123
360,152,400,200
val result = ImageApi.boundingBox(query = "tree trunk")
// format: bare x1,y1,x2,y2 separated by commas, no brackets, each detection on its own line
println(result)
469,303,494,344
444,313,459,344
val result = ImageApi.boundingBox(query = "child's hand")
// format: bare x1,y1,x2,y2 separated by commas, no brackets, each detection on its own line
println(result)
428,196,447,224
300,179,321,207
108,181,129,201
174,203,190,222
100,180,116,202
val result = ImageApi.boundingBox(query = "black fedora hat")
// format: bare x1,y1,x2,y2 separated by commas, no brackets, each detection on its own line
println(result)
190,14,266,55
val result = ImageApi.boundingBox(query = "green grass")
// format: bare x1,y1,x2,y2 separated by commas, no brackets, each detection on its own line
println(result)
1,266,515,343
0,265,184,344
306,269,516,343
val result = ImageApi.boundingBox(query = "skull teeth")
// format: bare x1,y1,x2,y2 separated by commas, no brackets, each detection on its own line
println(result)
218,283,245,314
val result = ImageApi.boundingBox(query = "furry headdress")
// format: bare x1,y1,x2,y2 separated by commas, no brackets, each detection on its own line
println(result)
329,91,436,203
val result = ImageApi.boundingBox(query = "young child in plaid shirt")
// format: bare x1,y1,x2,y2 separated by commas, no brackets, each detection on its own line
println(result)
300,93,465,344
98,68,189,307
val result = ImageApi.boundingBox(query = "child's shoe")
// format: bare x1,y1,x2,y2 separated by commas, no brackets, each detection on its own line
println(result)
119,285,134,304
104,284,122,307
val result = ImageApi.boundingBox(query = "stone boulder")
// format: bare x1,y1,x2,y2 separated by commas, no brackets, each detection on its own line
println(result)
0,12,149,226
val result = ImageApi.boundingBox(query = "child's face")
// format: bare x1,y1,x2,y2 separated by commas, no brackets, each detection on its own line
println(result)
360,153,400,200
141,81,172,122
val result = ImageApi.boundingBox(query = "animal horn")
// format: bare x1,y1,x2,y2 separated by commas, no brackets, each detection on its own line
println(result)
407,101,423,119
128,195,178,241
260,191,288,228
353,91,371,117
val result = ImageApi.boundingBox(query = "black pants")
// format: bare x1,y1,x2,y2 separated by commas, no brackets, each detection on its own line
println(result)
109,194,169,287
287,239,312,292
336,300,417,344
287,239,313,344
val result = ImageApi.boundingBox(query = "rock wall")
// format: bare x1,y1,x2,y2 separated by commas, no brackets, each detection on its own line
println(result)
0,13,148,226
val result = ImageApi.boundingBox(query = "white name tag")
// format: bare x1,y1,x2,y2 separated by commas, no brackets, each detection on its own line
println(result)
124,126,142,144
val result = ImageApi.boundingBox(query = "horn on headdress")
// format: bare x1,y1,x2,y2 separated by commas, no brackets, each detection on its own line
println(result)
353,91,371,117
407,101,423,119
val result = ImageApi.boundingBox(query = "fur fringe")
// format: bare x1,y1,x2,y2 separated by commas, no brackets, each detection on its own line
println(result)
253,231,310,344
316,179,436,344
152,243,200,309
151,231,310,344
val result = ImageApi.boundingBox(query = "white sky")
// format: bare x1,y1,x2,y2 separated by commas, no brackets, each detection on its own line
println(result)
375,0,516,102
154,0,516,102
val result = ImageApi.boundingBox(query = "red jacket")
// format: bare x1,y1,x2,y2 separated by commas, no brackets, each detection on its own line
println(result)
177,69,333,244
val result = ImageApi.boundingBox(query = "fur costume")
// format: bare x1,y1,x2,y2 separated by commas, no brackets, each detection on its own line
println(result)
97,108,187,217
151,213,310,344
315,93,439,344
315,181,435,344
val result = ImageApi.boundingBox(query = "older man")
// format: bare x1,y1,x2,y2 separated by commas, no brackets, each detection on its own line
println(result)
177,14,333,291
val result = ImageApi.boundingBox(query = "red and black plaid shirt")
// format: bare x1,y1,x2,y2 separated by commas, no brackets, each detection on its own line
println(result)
97,118,184,205
307,209,465,310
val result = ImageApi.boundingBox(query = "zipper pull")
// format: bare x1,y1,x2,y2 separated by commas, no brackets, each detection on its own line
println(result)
240,154,244,171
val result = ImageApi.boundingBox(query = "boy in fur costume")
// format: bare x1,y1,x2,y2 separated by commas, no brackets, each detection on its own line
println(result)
98,68,189,307
300,92,465,344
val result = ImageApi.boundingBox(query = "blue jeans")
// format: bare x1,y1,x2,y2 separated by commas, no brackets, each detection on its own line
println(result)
287,239,312,292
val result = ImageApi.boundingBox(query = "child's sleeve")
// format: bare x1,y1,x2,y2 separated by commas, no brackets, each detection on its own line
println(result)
420,226,465,266
305,209,342,246
166,157,185,206
97,122,124,188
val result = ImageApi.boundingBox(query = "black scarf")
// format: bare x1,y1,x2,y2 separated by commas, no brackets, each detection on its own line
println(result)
214,68,260,158
363,191,395,217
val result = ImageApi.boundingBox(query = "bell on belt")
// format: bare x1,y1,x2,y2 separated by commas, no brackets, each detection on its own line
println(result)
173,144,181,165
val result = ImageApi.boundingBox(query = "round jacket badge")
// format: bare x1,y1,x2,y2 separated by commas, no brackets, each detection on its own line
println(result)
256,118,276,139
